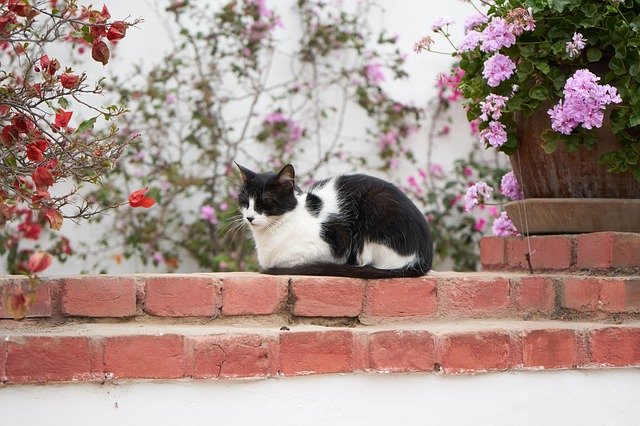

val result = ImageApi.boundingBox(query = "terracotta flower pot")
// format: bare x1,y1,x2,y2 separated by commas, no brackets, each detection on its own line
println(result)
505,106,640,234
510,106,639,199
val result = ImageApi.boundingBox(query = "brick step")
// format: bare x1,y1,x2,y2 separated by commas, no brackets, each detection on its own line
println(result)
2,320,639,384
481,232,640,273
2,272,639,323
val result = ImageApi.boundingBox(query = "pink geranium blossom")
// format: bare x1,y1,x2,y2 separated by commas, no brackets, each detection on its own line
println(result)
464,181,493,212
500,171,524,200
482,53,516,87
480,120,508,147
492,211,519,236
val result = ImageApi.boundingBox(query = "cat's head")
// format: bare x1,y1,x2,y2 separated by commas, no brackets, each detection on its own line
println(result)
235,163,298,228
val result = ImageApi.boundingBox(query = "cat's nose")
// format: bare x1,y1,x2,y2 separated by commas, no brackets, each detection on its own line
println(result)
246,216,254,223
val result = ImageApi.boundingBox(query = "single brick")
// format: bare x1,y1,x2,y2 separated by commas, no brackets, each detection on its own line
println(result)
369,331,435,373
292,277,363,317
439,278,510,317
577,232,640,269
191,334,272,379
279,331,358,375
598,279,627,313
144,275,220,317
5,336,93,383
523,329,579,369
515,277,556,314
506,236,572,270
103,335,185,379
221,275,288,315
0,277,53,318
438,331,514,374
62,276,136,317
590,328,640,367
363,277,437,318
561,278,600,311
576,232,615,269
480,237,506,269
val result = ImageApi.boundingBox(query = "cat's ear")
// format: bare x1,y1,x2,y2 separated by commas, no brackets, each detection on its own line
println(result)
235,162,256,183
276,164,295,189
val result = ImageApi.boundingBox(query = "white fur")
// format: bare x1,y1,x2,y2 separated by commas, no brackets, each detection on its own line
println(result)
242,178,417,270
358,241,417,269
245,193,336,268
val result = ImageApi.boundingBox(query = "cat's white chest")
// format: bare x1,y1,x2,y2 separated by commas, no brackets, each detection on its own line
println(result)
250,194,337,268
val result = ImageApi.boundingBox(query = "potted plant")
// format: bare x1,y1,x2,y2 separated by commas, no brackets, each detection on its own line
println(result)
417,0,640,234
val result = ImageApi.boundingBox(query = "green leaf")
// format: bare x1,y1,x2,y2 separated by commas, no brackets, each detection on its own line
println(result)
583,3,598,18
586,48,602,62
550,0,573,13
541,129,560,154
58,97,69,108
76,116,98,133
529,86,549,101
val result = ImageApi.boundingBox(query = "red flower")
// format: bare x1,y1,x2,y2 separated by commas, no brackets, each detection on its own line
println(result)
90,23,107,38
1,125,20,147
11,113,34,133
26,143,44,161
32,165,54,190
18,221,41,240
107,21,127,41
129,187,156,208
59,73,80,89
92,40,110,65
0,105,10,116
101,4,111,19
40,54,50,69
28,251,52,273
54,109,73,129
31,190,50,204
39,55,60,75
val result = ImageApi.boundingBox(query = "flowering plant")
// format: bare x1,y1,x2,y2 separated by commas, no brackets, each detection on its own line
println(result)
419,0,640,180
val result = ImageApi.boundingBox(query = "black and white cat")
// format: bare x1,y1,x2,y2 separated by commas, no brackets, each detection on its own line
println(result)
235,163,433,278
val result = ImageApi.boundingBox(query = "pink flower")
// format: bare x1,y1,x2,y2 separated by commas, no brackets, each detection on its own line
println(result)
265,112,286,124
431,16,454,32
548,69,622,134
429,164,444,177
219,201,229,212
458,30,482,52
492,211,519,236
464,181,493,212
464,13,488,33
200,205,218,225
500,171,524,200
565,32,586,58
482,53,516,87
480,18,516,52
365,63,385,85
474,217,487,232
152,252,165,264
480,94,509,121
480,120,508,147
413,35,434,53
379,130,398,148
469,119,480,136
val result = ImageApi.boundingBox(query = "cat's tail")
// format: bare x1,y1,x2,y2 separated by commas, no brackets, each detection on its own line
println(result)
261,262,429,279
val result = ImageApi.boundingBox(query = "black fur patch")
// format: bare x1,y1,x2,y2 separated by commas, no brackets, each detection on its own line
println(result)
305,193,323,217
237,166,298,216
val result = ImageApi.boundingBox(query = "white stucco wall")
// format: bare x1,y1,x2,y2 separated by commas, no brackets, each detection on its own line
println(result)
26,0,483,276
2,370,639,425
